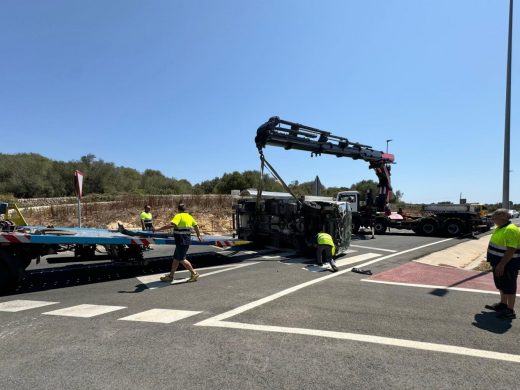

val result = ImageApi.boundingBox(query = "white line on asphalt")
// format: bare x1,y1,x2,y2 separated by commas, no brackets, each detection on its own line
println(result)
194,238,517,363
136,262,260,289
0,300,59,312
362,279,520,296
305,253,381,273
118,309,202,324
350,244,397,253
336,253,381,266
200,320,520,364
196,238,453,324
43,304,126,318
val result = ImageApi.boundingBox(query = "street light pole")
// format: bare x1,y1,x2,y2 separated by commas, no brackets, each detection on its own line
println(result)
503,0,513,209
386,139,392,153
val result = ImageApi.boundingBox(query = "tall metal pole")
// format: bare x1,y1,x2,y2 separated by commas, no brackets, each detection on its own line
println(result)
503,0,513,209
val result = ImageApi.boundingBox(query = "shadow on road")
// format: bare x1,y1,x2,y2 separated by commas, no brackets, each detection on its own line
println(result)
472,311,512,334
428,272,490,297
4,253,242,297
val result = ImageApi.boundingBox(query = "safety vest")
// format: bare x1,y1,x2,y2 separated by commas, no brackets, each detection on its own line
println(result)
317,232,336,255
487,221,520,266
140,211,152,221
171,212,198,234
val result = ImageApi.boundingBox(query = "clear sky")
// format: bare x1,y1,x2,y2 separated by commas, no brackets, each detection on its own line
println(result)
1,0,518,204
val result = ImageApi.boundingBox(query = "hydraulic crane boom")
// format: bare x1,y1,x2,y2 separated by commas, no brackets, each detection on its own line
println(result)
255,116,395,211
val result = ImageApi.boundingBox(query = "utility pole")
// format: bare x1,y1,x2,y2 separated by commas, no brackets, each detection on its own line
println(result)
503,0,513,208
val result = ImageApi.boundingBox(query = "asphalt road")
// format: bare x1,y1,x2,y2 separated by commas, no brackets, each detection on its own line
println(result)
1,228,519,390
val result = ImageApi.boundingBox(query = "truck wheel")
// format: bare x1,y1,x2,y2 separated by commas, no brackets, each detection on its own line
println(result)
444,219,463,237
419,219,437,236
352,220,360,234
374,220,388,235
0,249,24,294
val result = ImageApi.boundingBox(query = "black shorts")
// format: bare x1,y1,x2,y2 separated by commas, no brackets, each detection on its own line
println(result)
173,244,190,261
492,263,519,294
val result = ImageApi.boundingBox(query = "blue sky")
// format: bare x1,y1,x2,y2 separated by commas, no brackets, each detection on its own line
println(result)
1,0,518,204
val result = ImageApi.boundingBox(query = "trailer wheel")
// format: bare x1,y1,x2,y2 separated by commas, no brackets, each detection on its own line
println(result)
444,219,464,237
0,249,24,294
374,220,388,235
419,219,437,236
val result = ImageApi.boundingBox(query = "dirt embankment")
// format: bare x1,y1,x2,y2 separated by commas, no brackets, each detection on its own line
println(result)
16,195,235,235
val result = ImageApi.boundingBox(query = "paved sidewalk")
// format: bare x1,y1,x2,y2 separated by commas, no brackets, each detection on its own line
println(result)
415,236,489,270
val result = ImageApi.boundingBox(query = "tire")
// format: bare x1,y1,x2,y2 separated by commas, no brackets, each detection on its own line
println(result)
418,219,437,236
0,249,24,294
352,219,360,234
444,219,464,237
374,219,388,235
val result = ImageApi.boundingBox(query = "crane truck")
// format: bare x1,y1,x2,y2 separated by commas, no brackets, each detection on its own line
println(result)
335,191,491,236
234,116,395,255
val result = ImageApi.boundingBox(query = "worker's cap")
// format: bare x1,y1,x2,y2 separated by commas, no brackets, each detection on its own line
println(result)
178,203,186,212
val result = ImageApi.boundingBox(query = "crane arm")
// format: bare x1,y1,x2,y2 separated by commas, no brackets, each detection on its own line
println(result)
255,116,395,210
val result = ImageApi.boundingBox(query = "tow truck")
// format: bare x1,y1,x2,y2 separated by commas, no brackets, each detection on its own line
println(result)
234,116,395,254
0,202,243,293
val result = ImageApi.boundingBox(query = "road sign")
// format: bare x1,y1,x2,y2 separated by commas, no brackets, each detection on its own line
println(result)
74,170,84,199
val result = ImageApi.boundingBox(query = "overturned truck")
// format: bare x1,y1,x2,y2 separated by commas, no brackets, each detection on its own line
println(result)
234,190,351,256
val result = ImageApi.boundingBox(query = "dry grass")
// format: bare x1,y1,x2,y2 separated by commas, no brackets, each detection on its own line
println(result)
473,261,492,272
20,195,236,234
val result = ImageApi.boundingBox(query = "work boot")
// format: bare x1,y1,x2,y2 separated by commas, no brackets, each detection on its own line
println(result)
485,302,507,312
187,272,199,282
329,259,338,272
496,308,516,320
160,274,174,283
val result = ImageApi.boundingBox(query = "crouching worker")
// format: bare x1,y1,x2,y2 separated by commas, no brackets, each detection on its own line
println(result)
155,203,202,283
316,232,338,272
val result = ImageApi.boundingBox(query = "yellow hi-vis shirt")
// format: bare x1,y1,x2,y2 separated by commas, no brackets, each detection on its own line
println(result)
317,232,336,256
140,211,152,221
487,222,520,266
171,212,198,229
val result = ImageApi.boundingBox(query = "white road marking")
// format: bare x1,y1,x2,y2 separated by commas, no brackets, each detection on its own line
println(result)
118,309,202,324
192,239,520,363
350,244,397,253
43,304,126,318
0,300,59,312
201,320,520,364
136,262,260,289
260,252,298,260
362,279,520,296
305,253,381,273
336,253,381,266
197,238,453,323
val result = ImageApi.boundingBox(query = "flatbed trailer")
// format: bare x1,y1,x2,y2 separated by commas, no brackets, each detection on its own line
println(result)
0,225,244,293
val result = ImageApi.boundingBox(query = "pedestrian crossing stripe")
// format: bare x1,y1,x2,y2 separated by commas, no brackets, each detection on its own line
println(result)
43,304,126,318
0,299,59,312
305,253,381,272
118,309,202,324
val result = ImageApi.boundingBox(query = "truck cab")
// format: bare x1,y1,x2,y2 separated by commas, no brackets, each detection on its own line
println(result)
336,191,361,212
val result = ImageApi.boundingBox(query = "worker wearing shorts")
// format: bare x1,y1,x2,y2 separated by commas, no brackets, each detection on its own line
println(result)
485,209,520,319
156,203,202,283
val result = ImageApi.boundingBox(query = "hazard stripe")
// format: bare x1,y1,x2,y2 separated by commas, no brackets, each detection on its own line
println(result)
129,238,155,246
214,240,234,248
0,234,32,243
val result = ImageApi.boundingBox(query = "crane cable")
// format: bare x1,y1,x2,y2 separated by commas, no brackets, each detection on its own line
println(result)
258,151,304,207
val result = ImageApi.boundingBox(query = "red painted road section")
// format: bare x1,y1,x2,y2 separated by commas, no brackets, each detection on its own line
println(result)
367,261,518,292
